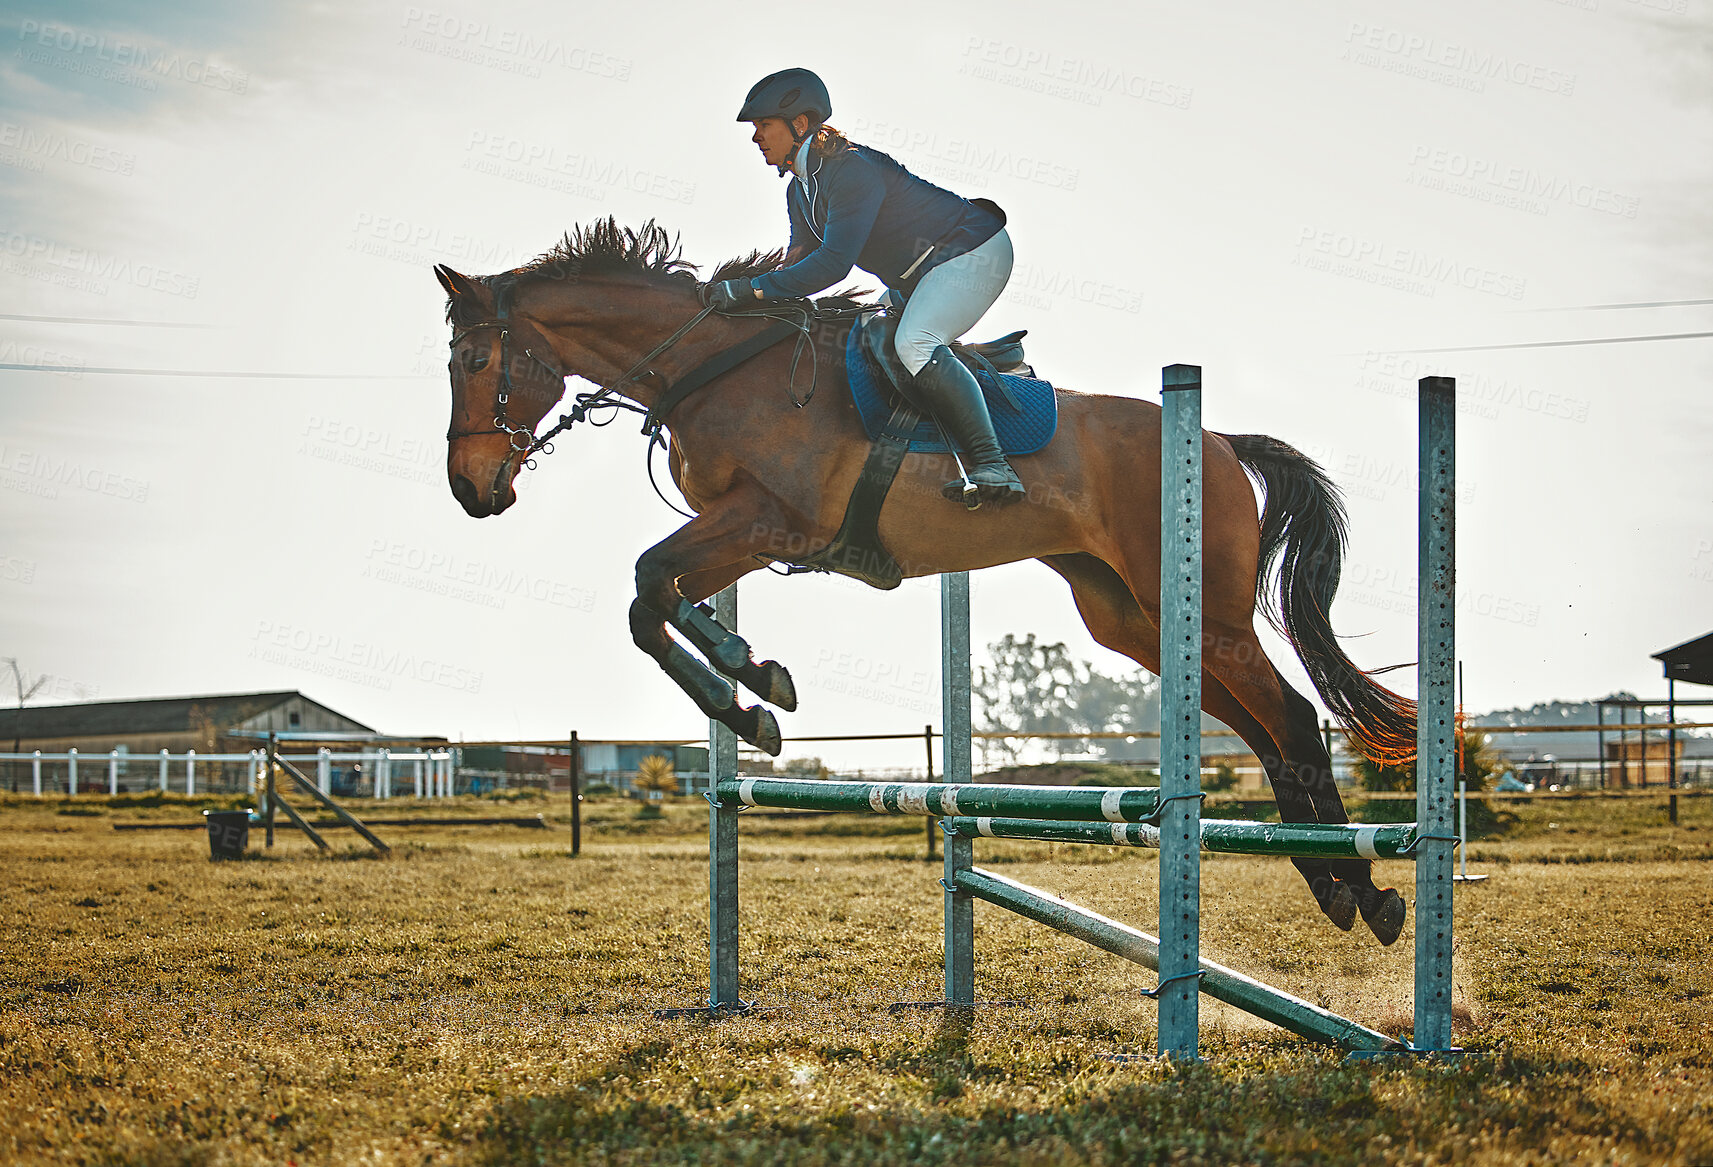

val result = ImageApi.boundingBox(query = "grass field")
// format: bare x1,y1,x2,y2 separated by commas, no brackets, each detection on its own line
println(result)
2,790,1711,1165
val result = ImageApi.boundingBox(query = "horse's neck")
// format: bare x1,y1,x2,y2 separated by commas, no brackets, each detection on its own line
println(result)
531,296,713,412
598,307,845,416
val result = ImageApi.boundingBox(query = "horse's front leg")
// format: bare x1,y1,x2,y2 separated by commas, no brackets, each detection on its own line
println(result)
629,491,808,755
628,598,782,755
668,597,797,711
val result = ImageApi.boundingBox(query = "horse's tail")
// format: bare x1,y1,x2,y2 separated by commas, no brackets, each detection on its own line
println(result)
1223,433,1418,765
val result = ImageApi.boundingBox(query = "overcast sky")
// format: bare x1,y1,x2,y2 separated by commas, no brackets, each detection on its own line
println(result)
1,0,1708,767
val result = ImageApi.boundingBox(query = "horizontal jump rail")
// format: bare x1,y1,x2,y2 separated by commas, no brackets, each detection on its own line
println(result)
955,867,1403,1053
947,817,1420,860
721,776,1161,822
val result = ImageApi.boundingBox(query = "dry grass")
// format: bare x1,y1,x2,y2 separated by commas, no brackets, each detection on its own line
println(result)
1,792,1710,1165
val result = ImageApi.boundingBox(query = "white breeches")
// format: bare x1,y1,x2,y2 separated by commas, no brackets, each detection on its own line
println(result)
893,228,1014,375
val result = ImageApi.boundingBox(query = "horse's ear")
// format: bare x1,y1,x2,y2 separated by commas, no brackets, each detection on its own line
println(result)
434,264,482,301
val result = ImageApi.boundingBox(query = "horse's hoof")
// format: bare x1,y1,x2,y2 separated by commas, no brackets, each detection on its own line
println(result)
760,661,797,712
750,707,782,757
1361,888,1407,947
1319,882,1359,931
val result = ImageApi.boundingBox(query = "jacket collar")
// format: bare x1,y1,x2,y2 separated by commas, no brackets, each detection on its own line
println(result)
790,139,822,184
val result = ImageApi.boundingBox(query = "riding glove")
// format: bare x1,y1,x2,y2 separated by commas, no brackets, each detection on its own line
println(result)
703,278,762,312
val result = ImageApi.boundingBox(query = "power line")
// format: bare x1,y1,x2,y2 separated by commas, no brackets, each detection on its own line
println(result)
1386,331,1713,354
0,363,431,379
1518,299,1713,312
0,313,211,327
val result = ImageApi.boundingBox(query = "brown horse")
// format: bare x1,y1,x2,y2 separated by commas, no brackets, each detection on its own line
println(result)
436,219,1417,945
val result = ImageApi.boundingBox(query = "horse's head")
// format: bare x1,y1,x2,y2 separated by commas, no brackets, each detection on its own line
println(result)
435,221,782,517
435,264,570,517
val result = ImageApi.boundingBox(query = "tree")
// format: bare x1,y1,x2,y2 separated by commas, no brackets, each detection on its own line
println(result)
4,658,46,793
973,634,1160,765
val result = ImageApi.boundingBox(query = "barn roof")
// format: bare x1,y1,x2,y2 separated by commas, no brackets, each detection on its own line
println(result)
1652,632,1713,687
0,691,374,740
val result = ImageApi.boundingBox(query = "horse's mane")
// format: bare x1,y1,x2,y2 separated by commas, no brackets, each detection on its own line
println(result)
516,218,700,287
445,218,866,324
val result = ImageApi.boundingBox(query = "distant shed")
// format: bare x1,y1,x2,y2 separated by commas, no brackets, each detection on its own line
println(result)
0,690,374,755
1652,632,1713,687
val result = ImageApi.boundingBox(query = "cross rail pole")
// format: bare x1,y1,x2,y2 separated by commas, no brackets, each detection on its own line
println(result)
268,791,331,852
954,867,1401,1053
717,776,1163,821
270,753,391,855
945,816,1419,861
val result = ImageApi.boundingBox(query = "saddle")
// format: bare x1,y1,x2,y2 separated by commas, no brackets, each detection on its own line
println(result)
772,312,1059,591
860,311,1035,393
846,313,1058,457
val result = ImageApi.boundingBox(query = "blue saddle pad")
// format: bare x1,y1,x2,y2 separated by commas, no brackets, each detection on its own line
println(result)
844,319,1058,456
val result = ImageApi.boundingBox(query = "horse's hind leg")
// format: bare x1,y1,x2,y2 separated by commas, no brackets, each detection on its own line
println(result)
1263,668,1405,944
1042,554,1360,933
1202,614,1406,946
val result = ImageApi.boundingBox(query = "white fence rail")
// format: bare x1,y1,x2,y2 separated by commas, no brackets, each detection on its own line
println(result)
6,750,1702,800
0,749,454,798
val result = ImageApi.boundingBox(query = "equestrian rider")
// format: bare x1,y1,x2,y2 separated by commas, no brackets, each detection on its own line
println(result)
704,68,1025,504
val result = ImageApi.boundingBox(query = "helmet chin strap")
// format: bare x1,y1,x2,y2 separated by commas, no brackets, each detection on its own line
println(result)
776,119,812,176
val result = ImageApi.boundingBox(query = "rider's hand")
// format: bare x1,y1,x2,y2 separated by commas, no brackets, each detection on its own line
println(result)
703,278,760,312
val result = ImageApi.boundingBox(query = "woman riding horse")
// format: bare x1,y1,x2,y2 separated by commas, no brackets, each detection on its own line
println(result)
703,67,1025,505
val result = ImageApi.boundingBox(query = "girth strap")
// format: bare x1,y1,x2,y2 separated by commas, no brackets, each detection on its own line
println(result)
780,399,919,591
642,320,802,434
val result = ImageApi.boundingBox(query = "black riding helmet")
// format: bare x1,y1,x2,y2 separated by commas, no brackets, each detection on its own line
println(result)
736,68,831,142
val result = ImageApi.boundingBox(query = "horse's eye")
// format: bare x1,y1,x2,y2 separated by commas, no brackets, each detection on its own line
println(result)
464,350,489,373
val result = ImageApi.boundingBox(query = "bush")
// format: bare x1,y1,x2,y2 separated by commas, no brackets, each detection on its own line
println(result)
1348,732,1516,838
1205,763,1240,792
634,756,678,800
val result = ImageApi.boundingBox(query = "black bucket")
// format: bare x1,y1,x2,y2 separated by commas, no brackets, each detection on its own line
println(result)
204,810,252,860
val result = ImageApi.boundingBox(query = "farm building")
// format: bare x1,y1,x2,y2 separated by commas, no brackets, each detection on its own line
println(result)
0,690,375,756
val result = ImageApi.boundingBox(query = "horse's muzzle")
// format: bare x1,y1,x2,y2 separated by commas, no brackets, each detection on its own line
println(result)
449,469,516,517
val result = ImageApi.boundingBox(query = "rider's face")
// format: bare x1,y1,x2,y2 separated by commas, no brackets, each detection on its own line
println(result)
749,117,800,169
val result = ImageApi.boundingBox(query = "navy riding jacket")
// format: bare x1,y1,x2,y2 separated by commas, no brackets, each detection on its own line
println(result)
750,143,1003,301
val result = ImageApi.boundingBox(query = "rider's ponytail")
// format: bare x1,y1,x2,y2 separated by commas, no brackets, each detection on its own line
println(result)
811,125,852,159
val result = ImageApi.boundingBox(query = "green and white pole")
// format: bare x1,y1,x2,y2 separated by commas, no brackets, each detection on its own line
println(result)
718,776,1163,821
944,816,1420,860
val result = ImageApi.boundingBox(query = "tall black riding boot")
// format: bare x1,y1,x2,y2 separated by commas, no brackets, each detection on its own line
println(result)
912,345,1025,507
